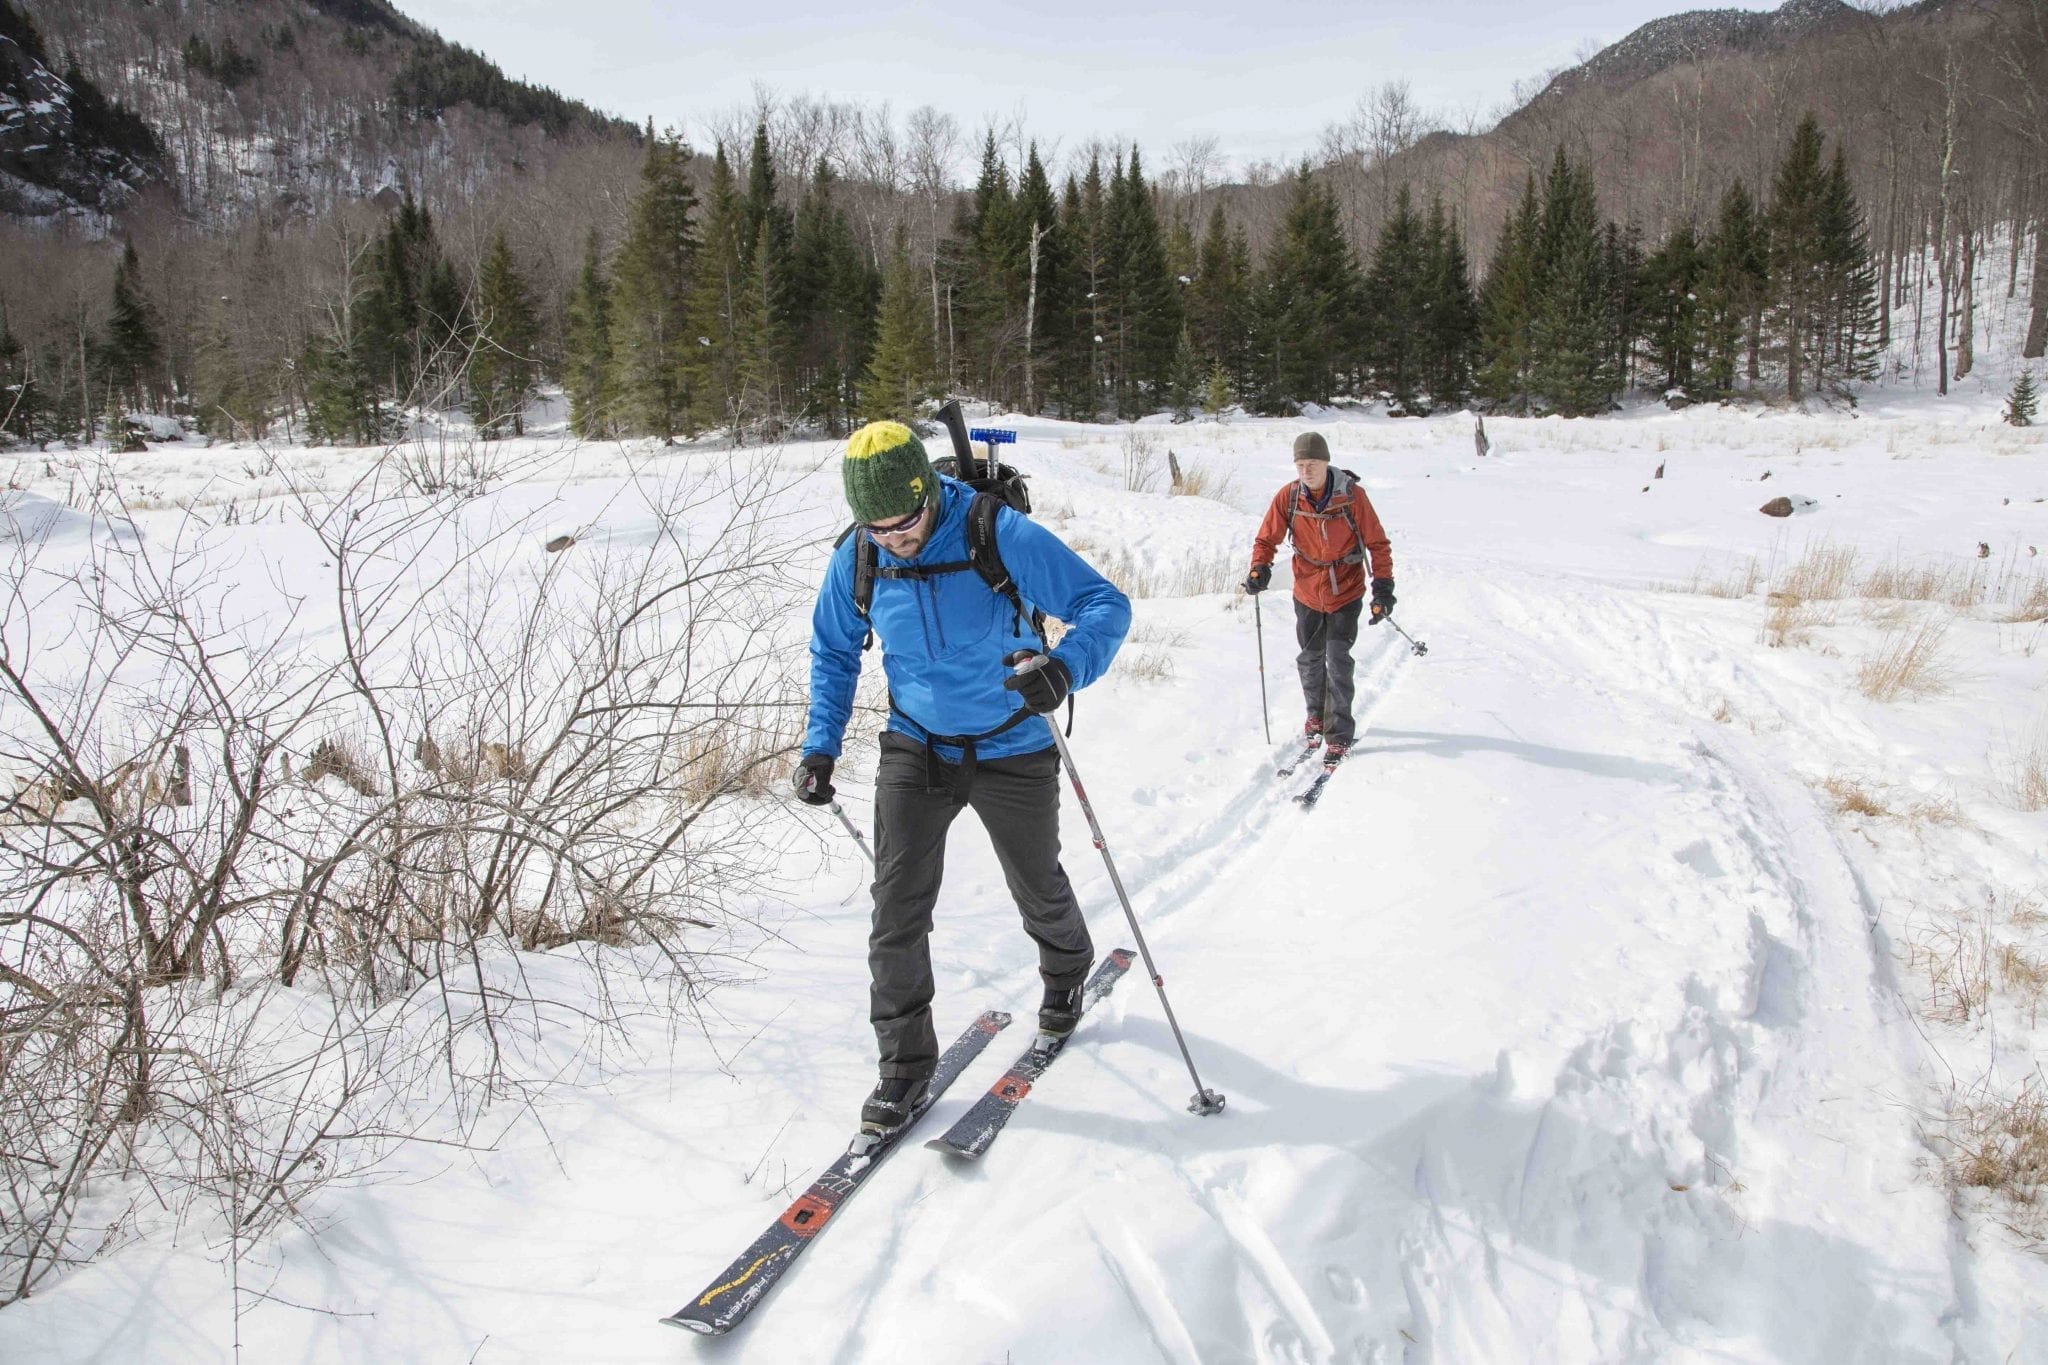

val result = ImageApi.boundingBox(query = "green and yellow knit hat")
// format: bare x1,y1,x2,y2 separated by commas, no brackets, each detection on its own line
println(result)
843,420,935,525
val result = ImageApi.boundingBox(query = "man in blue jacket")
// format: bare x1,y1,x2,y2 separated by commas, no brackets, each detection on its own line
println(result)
795,420,1131,1133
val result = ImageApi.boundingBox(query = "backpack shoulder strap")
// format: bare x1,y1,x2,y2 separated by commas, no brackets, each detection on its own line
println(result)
837,522,878,651
967,491,1046,639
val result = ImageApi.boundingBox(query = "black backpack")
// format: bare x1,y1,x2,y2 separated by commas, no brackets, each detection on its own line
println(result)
839,400,1043,649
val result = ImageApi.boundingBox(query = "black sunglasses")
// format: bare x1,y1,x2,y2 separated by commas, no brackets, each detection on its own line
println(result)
864,499,926,538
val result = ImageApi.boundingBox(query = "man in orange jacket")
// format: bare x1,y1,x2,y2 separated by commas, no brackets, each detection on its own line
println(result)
1243,432,1395,760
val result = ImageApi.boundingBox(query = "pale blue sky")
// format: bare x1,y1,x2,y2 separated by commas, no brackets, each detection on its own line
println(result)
396,0,1784,171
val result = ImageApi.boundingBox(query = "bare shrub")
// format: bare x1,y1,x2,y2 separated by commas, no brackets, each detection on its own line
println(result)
1676,556,1761,598
1119,646,1176,682
1855,620,1952,701
1119,429,1162,493
0,448,805,1302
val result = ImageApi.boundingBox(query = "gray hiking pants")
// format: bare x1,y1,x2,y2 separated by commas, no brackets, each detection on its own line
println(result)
868,732,1095,1077
1295,597,1364,746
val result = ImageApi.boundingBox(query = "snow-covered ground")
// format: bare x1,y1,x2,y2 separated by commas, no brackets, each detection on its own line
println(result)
2,388,2046,1363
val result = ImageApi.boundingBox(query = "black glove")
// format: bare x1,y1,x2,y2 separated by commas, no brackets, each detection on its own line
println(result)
1369,578,1396,625
1002,654,1072,715
793,753,835,806
1244,564,1271,594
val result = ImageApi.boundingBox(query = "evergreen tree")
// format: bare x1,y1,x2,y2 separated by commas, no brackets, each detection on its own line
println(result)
1767,113,1830,403
860,229,940,426
1167,325,1201,422
1017,145,1073,416
738,122,796,428
1640,220,1703,393
686,144,747,436
1698,180,1769,396
1050,173,1102,420
1420,195,1478,410
1187,203,1244,383
1602,221,1644,392
359,191,469,417
1203,358,1235,417
1362,185,1427,413
787,159,878,435
192,297,270,439
105,241,161,413
955,131,1024,401
608,127,699,441
1116,148,1183,414
470,229,538,438
1476,174,1541,409
1527,149,1617,416
1815,146,1882,393
562,228,613,438
1252,163,1359,414
2006,371,2038,427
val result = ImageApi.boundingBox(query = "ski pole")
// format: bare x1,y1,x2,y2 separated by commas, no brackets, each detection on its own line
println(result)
1009,652,1226,1118
828,800,876,866
1387,619,1429,656
1252,591,1271,744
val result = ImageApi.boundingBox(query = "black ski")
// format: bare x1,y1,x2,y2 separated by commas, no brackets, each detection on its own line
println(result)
1275,735,1323,778
1294,755,1346,810
926,950,1135,1160
662,1010,1011,1336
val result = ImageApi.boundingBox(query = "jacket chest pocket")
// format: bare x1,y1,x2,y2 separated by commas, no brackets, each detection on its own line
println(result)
873,571,1004,661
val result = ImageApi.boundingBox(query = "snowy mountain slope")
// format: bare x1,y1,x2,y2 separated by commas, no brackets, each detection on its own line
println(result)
0,395,2045,1362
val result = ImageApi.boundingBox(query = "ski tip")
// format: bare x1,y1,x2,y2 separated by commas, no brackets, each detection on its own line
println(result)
924,1136,981,1159
1109,947,1136,968
662,1313,725,1336
975,1009,1014,1033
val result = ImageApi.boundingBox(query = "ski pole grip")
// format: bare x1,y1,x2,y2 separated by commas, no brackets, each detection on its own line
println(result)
1003,648,1045,672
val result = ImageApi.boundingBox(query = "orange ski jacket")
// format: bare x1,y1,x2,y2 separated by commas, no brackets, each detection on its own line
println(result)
1250,468,1394,613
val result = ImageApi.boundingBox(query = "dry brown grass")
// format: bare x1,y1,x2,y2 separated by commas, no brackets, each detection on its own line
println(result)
1672,557,1761,598
1860,556,1980,609
2002,726,2048,812
1905,909,1995,1025
2002,575,2048,624
1821,775,1890,817
1777,542,1859,602
1818,774,1962,826
300,735,379,796
1069,537,1239,599
1854,620,1952,701
1169,457,1235,502
1944,1080,2048,1228
668,713,797,802
1764,595,1832,648
1120,646,1176,682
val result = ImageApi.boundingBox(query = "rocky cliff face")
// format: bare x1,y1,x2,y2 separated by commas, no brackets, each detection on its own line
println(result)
0,11,167,224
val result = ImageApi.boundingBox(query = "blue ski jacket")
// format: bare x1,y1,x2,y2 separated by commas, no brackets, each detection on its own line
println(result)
804,476,1131,762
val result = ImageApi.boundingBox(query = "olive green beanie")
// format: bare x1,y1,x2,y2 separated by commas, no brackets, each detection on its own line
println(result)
1292,431,1331,462
844,420,936,524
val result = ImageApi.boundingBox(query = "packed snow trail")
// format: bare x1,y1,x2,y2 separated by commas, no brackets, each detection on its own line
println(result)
648,561,1963,1362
